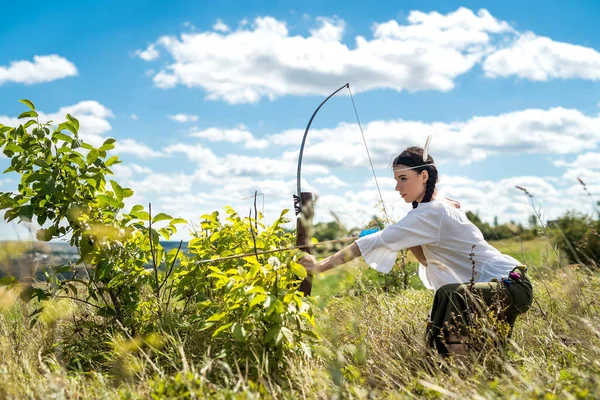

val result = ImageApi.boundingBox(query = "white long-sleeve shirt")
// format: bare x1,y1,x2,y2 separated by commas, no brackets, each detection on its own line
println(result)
355,198,521,290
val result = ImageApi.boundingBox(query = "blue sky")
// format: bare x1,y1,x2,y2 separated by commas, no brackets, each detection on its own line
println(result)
1,1,599,240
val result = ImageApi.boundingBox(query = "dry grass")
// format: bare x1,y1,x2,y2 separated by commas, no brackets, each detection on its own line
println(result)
1,239,600,399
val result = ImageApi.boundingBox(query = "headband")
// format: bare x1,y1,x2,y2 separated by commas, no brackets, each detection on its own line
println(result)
393,135,435,172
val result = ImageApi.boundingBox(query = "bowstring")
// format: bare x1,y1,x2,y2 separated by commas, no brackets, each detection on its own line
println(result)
347,84,392,226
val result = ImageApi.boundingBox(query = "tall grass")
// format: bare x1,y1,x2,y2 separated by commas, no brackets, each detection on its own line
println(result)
2,250,600,399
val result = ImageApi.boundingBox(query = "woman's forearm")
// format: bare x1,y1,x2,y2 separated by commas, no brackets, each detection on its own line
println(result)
409,246,427,265
318,242,362,273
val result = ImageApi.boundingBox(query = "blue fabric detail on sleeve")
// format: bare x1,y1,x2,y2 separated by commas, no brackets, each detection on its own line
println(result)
359,228,380,237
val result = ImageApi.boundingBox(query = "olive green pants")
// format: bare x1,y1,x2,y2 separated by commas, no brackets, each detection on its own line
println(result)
426,266,533,354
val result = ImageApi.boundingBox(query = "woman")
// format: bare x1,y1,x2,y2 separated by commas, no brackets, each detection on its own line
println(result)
298,146,533,356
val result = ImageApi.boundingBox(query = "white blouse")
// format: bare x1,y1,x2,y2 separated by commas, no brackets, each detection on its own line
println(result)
355,198,521,290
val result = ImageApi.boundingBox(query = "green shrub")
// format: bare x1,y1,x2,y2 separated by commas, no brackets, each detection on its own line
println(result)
550,211,600,267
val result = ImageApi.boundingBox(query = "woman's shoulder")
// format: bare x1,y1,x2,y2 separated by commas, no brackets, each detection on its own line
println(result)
416,197,461,212
442,196,461,209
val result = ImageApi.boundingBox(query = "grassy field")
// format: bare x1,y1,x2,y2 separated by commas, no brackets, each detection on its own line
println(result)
2,236,600,399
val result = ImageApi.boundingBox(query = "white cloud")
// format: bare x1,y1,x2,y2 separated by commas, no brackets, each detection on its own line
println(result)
112,163,153,179
435,175,574,224
116,138,164,158
135,44,160,61
213,19,230,32
483,32,600,81
131,113,138,120
1,101,166,159
309,17,345,42
108,164,600,242
44,101,114,145
163,142,328,182
137,8,513,103
0,55,78,85
315,175,349,188
190,126,268,149
273,107,600,169
553,152,600,169
136,7,600,103
131,172,193,194
183,21,197,31
0,178,12,187
168,113,199,123
295,171,598,232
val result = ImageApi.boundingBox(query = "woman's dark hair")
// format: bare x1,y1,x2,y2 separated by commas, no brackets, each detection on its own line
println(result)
392,146,438,209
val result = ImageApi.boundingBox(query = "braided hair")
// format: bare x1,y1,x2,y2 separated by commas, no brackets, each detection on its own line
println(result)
392,146,438,209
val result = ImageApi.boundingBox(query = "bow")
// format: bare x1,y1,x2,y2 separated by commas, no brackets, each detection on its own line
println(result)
294,83,350,296
294,83,349,216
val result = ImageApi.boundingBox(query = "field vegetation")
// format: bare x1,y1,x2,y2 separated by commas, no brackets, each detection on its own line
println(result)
1,101,599,399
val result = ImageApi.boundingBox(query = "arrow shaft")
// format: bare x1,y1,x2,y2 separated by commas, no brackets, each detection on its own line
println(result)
195,236,357,264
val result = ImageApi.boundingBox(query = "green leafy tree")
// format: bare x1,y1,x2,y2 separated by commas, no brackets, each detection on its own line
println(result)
551,211,600,267
172,207,317,367
0,100,187,332
0,100,317,372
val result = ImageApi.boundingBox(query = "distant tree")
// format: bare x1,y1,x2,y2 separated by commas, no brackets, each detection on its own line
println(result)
528,215,538,228
551,211,600,267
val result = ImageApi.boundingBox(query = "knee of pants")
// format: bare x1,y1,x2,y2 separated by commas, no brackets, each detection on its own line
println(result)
437,283,467,299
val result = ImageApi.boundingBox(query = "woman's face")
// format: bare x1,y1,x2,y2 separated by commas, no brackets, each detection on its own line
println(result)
393,165,429,203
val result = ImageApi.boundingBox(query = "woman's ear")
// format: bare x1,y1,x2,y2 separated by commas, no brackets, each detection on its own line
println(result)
421,170,429,183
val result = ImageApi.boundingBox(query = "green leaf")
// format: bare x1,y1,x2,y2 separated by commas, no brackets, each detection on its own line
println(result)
122,188,134,198
246,286,266,295
97,306,117,317
158,227,171,240
19,205,34,222
206,311,227,322
67,153,85,169
105,155,120,166
231,322,246,342
36,228,53,242
281,327,294,343
37,214,47,226
152,213,172,223
290,261,307,278
171,218,187,225
65,114,79,131
53,132,73,143
18,110,38,119
55,265,72,274
212,322,233,338
130,204,144,213
0,276,18,286
33,158,49,168
99,143,115,151
264,326,282,345
95,260,111,280
86,148,99,165
249,294,267,309
97,194,118,208
19,99,36,110
131,210,150,221
5,143,24,153
57,122,77,135
110,180,123,202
